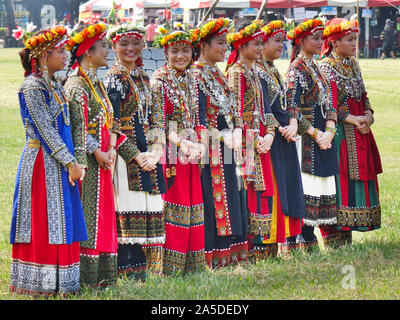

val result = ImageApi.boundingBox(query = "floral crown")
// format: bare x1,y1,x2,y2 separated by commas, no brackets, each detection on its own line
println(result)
107,23,147,42
196,18,230,44
14,24,68,58
153,25,194,49
227,19,264,45
323,19,359,38
262,20,287,39
66,23,107,52
287,18,325,41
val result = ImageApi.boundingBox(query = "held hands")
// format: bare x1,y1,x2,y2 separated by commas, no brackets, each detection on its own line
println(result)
180,139,205,160
135,152,158,172
346,114,373,135
68,162,86,186
94,148,114,170
278,119,300,143
256,133,274,154
315,130,334,150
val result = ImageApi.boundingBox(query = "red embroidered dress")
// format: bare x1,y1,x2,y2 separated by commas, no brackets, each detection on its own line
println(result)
150,65,206,275
320,53,382,232
65,67,119,286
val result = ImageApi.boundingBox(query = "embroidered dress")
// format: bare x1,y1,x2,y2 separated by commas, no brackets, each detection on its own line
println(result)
191,61,248,268
286,53,339,249
65,67,118,287
104,62,166,279
150,65,206,275
227,60,283,259
320,53,382,232
255,60,304,243
10,75,87,296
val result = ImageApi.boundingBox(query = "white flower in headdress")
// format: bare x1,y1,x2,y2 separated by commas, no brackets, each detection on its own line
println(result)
26,22,37,34
350,14,358,21
318,14,327,25
284,18,294,25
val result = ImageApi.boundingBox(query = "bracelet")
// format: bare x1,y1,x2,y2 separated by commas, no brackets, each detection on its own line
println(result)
325,127,337,134
311,128,319,139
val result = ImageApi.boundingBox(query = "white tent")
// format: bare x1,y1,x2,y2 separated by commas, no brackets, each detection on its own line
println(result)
79,0,114,12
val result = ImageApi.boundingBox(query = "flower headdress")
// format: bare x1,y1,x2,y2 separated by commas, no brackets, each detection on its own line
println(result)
226,19,264,71
287,18,325,44
14,23,68,59
107,23,146,43
195,18,230,46
321,18,360,58
66,23,107,69
262,20,287,42
153,25,193,49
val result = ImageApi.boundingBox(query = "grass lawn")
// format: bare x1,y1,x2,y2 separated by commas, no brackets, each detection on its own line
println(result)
0,48,399,300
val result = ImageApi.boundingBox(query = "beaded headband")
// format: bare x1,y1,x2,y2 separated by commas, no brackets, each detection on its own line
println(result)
107,23,146,43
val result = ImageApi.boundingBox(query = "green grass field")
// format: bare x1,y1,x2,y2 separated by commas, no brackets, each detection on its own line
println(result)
0,48,399,300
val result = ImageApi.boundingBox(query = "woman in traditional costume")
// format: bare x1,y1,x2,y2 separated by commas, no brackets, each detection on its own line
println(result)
255,20,304,253
104,23,167,279
191,18,249,268
64,23,119,287
226,20,282,260
285,19,340,251
10,25,87,296
150,26,207,275
319,18,382,240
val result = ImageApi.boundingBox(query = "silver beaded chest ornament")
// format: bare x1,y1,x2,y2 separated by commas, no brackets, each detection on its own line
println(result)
297,53,332,119
166,65,198,132
195,62,237,130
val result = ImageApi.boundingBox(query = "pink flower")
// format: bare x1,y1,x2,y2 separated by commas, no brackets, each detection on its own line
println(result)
12,27,24,40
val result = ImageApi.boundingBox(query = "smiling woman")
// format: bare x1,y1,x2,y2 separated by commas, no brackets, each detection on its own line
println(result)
104,24,167,281
149,27,207,276
64,23,121,288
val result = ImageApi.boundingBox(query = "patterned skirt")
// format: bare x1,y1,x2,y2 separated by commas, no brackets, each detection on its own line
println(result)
162,161,205,275
113,155,165,278
10,150,81,297
335,126,381,231
296,138,337,227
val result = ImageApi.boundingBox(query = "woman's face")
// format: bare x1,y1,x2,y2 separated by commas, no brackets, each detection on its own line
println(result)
46,46,68,73
202,34,228,64
166,42,193,71
333,32,358,58
89,38,109,68
301,30,323,56
263,32,285,61
240,36,264,62
114,36,144,66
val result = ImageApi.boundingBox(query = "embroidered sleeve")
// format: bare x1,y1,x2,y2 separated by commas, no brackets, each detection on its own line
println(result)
227,67,244,129
65,85,91,167
22,87,75,167
148,79,167,147
286,67,312,135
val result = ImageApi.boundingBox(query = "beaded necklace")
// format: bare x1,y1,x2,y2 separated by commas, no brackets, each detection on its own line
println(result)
262,60,287,111
298,53,331,119
79,65,114,130
195,61,235,130
239,60,267,130
120,63,152,127
166,64,196,130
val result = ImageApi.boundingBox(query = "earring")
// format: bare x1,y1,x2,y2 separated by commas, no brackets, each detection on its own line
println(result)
87,56,95,78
